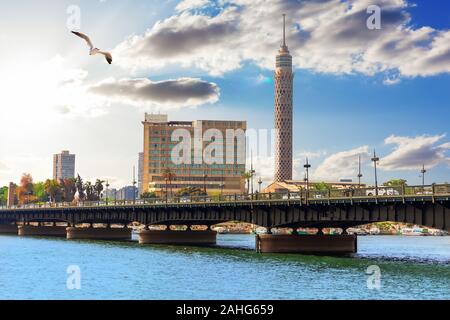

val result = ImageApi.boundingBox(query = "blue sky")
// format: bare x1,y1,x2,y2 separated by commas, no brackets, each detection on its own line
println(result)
0,0,449,187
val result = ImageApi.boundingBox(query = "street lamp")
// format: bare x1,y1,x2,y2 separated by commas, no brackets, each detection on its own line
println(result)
304,158,311,194
203,173,208,195
258,177,263,193
132,165,137,204
357,155,363,188
250,150,255,195
371,150,380,196
105,180,110,206
420,164,427,190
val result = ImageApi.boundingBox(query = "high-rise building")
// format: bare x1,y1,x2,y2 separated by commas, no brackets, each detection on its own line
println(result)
116,186,138,201
142,113,246,196
53,150,75,181
138,152,144,196
274,14,294,182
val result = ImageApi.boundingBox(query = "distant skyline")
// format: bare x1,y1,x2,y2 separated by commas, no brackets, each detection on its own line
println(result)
0,0,449,188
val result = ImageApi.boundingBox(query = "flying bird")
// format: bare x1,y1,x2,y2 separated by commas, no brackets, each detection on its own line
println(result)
71,31,112,65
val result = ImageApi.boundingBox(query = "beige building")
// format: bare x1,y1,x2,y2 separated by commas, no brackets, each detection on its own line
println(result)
142,114,246,196
263,180,366,194
7,182,16,208
53,150,75,181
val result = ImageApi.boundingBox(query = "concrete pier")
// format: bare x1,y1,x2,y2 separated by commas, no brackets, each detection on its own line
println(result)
0,224,18,234
139,230,217,245
256,234,357,254
18,225,67,237
66,227,132,240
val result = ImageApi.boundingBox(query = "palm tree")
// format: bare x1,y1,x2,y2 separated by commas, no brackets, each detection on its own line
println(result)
75,174,85,201
162,168,176,200
241,171,253,195
84,181,95,201
94,179,105,200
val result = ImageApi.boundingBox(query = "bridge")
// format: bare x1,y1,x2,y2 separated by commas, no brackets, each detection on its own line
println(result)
1,184,449,254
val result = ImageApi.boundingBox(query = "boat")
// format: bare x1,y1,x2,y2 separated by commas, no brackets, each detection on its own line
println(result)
400,226,425,236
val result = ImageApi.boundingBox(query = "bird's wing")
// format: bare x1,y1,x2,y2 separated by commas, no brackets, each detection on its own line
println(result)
98,51,113,64
71,31,94,50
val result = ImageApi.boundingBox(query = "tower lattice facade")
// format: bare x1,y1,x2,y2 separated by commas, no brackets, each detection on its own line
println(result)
274,14,294,182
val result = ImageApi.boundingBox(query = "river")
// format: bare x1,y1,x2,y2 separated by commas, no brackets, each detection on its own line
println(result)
0,234,448,300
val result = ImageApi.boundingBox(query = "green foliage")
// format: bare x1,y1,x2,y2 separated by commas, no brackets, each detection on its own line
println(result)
33,182,48,202
44,179,61,203
141,192,157,199
94,179,105,199
383,179,408,187
0,186,8,205
312,182,330,191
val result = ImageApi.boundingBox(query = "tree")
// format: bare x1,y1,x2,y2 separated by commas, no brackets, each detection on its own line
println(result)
312,182,331,191
61,178,77,202
18,173,34,204
241,171,253,194
75,175,85,201
33,182,48,202
141,192,157,199
84,181,95,201
0,186,8,206
162,168,176,199
44,179,60,203
94,179,105,200
383,179,408,187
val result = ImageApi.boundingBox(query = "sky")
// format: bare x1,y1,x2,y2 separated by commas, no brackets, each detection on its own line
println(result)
0,0,449,188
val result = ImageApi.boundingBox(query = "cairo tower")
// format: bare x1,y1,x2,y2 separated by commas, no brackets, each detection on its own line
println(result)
274,14,294,182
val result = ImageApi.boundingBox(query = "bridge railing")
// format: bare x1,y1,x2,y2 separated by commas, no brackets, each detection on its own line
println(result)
1,184,449,210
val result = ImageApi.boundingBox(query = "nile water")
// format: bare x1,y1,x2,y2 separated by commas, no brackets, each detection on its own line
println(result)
0,234,449,300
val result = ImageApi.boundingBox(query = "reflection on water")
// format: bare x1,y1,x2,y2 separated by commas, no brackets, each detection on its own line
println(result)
0,234,448,300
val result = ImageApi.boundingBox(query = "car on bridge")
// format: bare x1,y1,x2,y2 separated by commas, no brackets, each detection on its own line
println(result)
365,187,400,196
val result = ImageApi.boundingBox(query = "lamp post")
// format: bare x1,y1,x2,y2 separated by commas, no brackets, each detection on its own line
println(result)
165,178,169,203
105,180,109,206
203,173,208,195
220,170,225,196
250,150,255,195
371,150,379,196
258,177,263,193
132,166,137,204
357,155,363,188
304,158,311,195
420,164,426,191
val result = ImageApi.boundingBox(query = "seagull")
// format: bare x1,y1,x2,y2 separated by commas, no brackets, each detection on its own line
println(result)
71,31,112,65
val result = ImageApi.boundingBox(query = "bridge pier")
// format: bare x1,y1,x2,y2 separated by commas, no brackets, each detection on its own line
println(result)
139,229,217,246
18,225,67,237
66,226,132,241
0,223,18,234
256,234,357,254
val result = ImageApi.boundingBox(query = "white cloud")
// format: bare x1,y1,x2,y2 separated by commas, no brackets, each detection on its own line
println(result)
113,0,450,79
176,0,209,12
381,134,450,170
88,77,220,109
313,146,370,181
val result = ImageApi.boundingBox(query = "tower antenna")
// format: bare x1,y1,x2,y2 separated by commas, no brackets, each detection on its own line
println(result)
282,14,286,47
